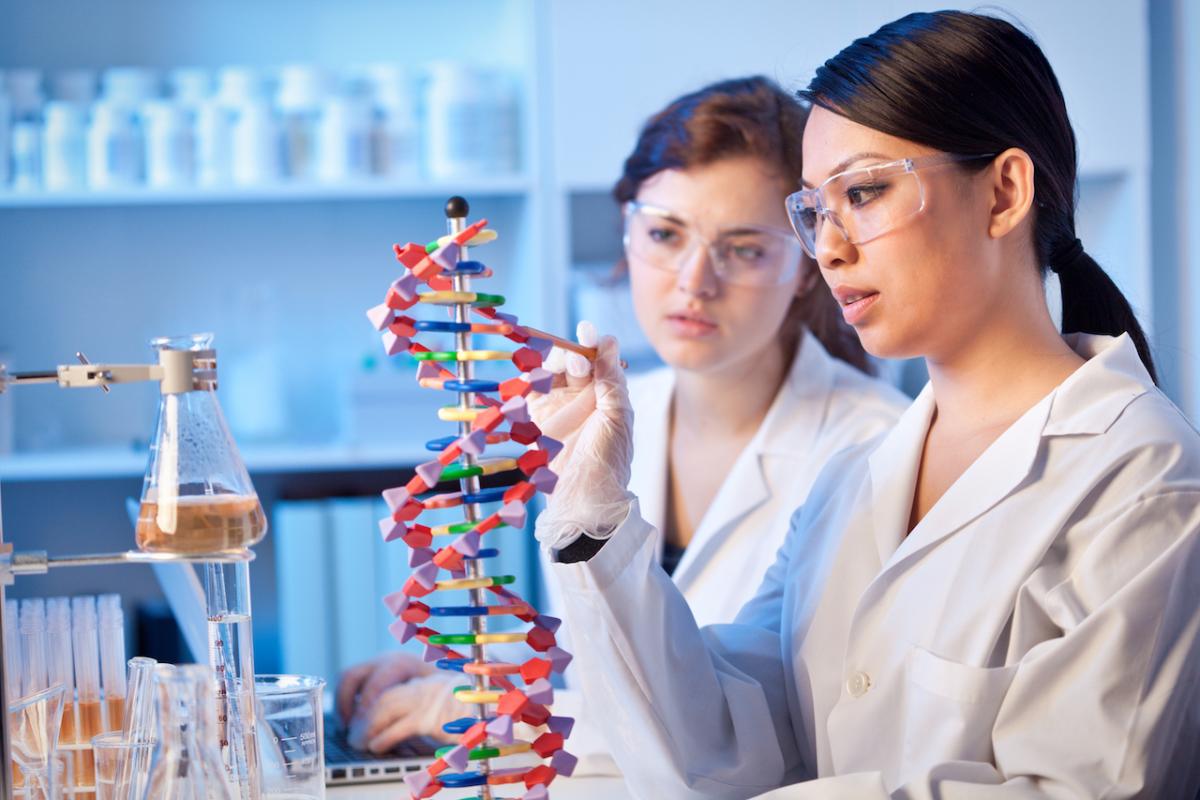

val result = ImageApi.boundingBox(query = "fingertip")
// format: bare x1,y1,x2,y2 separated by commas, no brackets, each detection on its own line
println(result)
595,336,623,373
544,347,567,374
565,352,590,379
576,320,598,347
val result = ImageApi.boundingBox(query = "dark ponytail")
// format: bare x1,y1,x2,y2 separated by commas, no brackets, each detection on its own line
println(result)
800,11,1157,383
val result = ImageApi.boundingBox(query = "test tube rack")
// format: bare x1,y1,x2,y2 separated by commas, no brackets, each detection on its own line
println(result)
0,347,261,800
365,196,576,800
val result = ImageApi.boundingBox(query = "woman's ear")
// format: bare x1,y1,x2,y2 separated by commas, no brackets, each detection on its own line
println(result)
986,147,1036,240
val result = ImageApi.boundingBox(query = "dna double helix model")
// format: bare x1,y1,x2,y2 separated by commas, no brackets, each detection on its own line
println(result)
364,196,577,799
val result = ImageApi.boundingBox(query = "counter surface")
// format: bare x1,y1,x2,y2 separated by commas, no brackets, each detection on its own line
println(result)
327,774,633,798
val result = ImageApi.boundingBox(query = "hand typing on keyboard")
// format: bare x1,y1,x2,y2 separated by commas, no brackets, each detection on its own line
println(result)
337,652,464,752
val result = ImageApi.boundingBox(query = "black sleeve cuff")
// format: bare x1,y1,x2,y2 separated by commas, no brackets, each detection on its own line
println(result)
554,533,609,563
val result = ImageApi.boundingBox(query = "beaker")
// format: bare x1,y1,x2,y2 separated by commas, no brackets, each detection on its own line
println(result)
8,684,65,800
136,333,267,554
254,676,324,800
147,664,235,800
90,733,153,800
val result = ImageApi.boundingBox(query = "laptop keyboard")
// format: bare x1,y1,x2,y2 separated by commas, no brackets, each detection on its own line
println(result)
325,723,437,763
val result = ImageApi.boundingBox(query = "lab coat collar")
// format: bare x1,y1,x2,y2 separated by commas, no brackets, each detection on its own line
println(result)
869,333,1151,572
1042,333,1151,436
758,328,839,457
672,329,834,584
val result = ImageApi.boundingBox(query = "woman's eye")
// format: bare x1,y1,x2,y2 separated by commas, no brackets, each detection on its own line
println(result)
846,183,887,207
730,243,766,262
647,227,680,244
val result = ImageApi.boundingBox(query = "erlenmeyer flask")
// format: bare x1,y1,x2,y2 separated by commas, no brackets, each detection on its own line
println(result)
147,664,235,800
136,333,267,554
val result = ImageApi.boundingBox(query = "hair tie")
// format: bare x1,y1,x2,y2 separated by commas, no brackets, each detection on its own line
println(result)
1049,237,1086,275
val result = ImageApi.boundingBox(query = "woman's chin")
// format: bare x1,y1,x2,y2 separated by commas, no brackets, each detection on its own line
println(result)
655,339,727,371
856,326,920,362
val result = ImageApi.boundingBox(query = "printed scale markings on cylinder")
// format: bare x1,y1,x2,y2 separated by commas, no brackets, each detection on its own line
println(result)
364,196,577,800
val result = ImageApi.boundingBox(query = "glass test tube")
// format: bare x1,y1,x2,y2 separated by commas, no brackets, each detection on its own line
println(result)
19,600,48,797
5,600,24,789
19,599,48,697
71,596,102,800
204,561,261,800
4,600,22,700
117,656,158,800
45,598,76,796
97,595,126,731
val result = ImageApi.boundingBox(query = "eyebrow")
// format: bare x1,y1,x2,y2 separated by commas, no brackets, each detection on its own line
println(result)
719,226,774,237
800,151,893,188
641,206,686,225
638,204,785,235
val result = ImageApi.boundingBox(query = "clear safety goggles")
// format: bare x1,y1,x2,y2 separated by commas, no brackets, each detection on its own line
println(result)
784,152,995,258
622,200,805,288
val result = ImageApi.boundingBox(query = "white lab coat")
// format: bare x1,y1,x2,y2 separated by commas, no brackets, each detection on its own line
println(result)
538,329,907,772
551,333,1200,799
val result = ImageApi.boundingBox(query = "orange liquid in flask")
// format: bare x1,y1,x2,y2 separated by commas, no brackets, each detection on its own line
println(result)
136,494,266,553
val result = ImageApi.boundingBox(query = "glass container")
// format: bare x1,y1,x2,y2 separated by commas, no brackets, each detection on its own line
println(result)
147,664,235,800
254,675,324,800
8,685,65,800
136,333,266,554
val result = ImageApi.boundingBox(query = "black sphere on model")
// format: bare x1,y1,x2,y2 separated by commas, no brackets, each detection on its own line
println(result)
445,196,470,219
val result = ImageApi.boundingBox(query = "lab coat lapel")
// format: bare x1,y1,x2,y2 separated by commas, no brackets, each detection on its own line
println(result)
628,367,673,562
871,334,1152,575
673,331,832,588
866,384,934,567
885,393,1051,570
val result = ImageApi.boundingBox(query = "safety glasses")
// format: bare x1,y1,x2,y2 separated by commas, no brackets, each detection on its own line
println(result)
785,152,995,258
622,201,805,288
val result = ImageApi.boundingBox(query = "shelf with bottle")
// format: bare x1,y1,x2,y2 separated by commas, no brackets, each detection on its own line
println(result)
0,174,532,209
0,61,525,206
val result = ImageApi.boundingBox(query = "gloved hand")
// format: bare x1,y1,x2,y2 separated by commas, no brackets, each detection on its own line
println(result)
337,653,464,751
527,321,635,551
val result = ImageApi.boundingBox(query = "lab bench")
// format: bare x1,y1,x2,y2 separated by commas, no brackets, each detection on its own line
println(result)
327,774,632,799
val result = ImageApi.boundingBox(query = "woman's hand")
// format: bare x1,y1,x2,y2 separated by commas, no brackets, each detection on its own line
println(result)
352,672,466,751
337,653,465,751
528,321,635,550
335,652,433,725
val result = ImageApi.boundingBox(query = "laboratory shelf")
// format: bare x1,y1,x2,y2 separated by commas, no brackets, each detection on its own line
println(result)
0,175,532,209
0,441,433,482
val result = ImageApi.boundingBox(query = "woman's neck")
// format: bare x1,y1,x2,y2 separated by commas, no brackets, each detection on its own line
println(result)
672,339,792,438
926,304,1084,434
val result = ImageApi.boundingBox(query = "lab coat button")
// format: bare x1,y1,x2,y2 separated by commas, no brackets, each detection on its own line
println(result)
846,671,871,698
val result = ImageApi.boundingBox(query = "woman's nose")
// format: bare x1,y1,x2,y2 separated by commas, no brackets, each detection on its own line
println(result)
815,213,856,271
675,243,720,297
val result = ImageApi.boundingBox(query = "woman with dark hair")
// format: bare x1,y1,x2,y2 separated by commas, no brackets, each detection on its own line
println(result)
335,76,906,768
536,11,1200,798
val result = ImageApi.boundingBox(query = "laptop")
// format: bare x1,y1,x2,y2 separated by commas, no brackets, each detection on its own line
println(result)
322,713,439,786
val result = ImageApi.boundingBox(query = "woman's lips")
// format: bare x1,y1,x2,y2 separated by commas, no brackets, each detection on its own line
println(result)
665,313,718,338
840,291,880,325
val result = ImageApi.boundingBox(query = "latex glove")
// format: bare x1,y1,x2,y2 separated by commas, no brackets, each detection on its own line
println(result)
350,671,467,752
528,320,635,550
335,652,434,726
